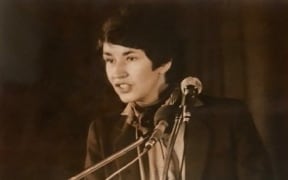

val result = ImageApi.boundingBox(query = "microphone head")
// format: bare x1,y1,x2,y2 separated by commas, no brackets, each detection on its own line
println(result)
154,105,177,126
181,76,203,95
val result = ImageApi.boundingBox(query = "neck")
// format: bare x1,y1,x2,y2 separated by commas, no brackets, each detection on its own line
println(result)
135,83,171,108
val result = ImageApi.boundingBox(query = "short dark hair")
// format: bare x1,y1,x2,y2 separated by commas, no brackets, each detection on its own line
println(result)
98,4,184,83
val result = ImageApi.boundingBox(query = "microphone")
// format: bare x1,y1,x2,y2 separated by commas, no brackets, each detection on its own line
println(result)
180,76,203,123
180,76,202,106
144,105,176,150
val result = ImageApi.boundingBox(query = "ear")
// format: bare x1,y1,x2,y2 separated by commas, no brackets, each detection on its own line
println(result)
158,60,172,74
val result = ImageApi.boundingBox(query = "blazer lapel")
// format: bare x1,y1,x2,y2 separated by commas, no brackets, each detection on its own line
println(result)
185,107,210,180
112,116,141,180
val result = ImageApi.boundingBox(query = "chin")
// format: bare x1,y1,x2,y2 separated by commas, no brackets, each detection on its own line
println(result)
118,95,137,104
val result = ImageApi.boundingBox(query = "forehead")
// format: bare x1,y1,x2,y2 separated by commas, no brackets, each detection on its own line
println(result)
102,42,143,56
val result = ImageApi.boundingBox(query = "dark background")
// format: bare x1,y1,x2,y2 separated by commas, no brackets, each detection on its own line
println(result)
0,0,287,179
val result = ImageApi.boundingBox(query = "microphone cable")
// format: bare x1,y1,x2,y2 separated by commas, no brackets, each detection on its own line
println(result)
105,148,149,180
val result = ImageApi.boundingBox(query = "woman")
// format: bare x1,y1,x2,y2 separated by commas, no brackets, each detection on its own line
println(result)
84,4,272,180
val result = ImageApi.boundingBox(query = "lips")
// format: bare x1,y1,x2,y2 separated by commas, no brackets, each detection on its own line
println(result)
114,83,132,93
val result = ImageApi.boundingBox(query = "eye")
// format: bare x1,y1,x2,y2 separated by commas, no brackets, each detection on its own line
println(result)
126,56,137,62
103,57,115,64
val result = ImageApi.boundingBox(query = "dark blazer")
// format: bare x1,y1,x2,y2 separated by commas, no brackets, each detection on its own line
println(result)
84,96,273,180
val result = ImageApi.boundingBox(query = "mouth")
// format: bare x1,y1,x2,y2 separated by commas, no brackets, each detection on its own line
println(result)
114,83,132,93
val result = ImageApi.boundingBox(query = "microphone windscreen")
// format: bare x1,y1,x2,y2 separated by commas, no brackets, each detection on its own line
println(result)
181,76,203,95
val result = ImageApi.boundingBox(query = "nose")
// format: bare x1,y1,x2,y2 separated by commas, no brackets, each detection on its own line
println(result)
110,60,128,79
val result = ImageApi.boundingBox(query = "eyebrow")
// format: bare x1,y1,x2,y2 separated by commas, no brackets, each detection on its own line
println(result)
103,50,136,56
123,50,136,56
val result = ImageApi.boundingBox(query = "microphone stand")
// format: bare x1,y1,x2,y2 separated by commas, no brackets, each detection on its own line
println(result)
69,136,147,180
106,148,149,180
161,113,183,180
161,101,191,180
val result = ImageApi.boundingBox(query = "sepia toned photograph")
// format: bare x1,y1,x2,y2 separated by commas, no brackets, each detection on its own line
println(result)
0,0,287,180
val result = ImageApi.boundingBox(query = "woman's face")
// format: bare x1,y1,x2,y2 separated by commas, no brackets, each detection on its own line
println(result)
102,42,171,107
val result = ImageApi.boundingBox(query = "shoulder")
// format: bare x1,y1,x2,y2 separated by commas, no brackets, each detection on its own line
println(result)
196,95,253,129
199,95,250,114
89,112,120,127
88,112,124,133
86,112,126,152
200,95,246,107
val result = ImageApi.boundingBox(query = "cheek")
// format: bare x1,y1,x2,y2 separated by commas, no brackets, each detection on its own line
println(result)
129,61,153,76
105,66,113,83
132,68,159,89
130,66,152,82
